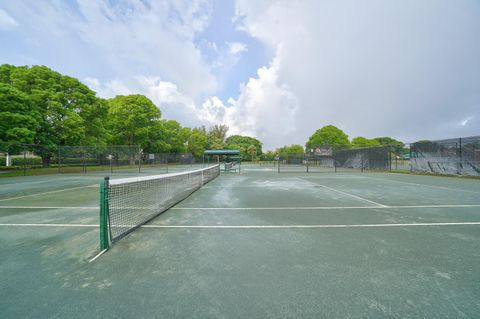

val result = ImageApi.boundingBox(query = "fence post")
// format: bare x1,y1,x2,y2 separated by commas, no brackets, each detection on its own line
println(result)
57,147,61,174
23,146,27,176
361,151,364,172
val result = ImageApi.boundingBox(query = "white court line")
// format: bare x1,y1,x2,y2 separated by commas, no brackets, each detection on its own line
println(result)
172,204,480,210
0,223,98,227
88,249,108,263
298,178,387,207
0,206,98,209
1,222,480,228
0,185,97,202
362,175,480,194
142,222,480,228
1,204,479,210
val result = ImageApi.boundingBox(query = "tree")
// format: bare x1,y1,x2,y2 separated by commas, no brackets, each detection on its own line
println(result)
107,94,161,151
208,124,228,141
206,124,228,150
261,150,277,161
0,83,37,147
159,120,189,154
278,144,305,159
373,137,405,154
351,136,381,147
187,127,207,158
247,145,257,160
225,135,262,160
306,125,350,150
0,64,109,165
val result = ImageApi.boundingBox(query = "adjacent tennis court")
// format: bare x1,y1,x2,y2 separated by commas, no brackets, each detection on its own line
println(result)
1,166,479,318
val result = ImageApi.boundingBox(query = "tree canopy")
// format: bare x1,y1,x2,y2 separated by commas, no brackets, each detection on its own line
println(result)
306,125,350,150
0,64,107,148
278,144,305,158
225,135,262,160
0,83,37,147
351,136,381,147
107,94,161,152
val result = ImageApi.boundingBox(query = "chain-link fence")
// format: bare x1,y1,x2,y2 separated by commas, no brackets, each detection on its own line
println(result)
0,143,143,175
410,136,480,176
0,143,199,176
274,145,395,173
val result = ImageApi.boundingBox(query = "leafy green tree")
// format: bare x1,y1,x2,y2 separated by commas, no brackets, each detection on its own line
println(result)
208,124,228,141
351,136,381,147
225,135,262,160
306,125,350,150
2,65,108,146
261,150,277,161
373,137,405,154
187,127,207,158
247,145,257,160
107,94,161,151
0,83,37,147
206,124,228,150
0,64,109,165
159,120,189,153
278,144,305,158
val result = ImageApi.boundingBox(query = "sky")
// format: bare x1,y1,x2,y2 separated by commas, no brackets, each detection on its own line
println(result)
1,0,479,150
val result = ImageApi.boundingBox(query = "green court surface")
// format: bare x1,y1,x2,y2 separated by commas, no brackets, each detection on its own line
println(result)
1,165,480,318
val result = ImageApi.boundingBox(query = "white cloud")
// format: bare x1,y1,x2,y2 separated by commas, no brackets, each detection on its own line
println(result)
198,57,299,149
3,0,216,99
0,8,18,30
136,76,200,127
233,0,480,145
228,41,247,55
83,77,132,98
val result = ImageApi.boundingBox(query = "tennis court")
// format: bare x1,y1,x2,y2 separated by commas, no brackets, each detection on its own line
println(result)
1,165,480,318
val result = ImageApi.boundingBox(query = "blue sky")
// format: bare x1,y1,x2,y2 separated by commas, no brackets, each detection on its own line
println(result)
1,0,480,150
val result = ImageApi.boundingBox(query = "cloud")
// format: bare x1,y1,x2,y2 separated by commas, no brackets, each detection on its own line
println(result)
198,56,299,149
83,77,132,97
232,0,480,145
228,41,247,55
2,0,216,99
0,8,18,30
84,75,202,127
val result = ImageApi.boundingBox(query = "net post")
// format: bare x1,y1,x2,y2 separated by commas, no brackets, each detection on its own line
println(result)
99,176,110,250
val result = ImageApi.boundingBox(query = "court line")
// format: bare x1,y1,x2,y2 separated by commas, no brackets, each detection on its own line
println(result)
1,222,480,228
172,204,480,210
362,175,480,194
0,206,98,209
0,185,97,202
297,178,387,207
1,204,480,210
0,223,98,227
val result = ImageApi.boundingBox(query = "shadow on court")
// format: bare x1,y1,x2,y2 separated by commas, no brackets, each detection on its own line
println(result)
1,166,480,318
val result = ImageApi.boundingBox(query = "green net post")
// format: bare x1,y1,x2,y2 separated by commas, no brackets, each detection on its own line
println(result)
99,176,110,250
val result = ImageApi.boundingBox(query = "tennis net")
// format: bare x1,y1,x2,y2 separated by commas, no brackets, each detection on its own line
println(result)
99,164,220,249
